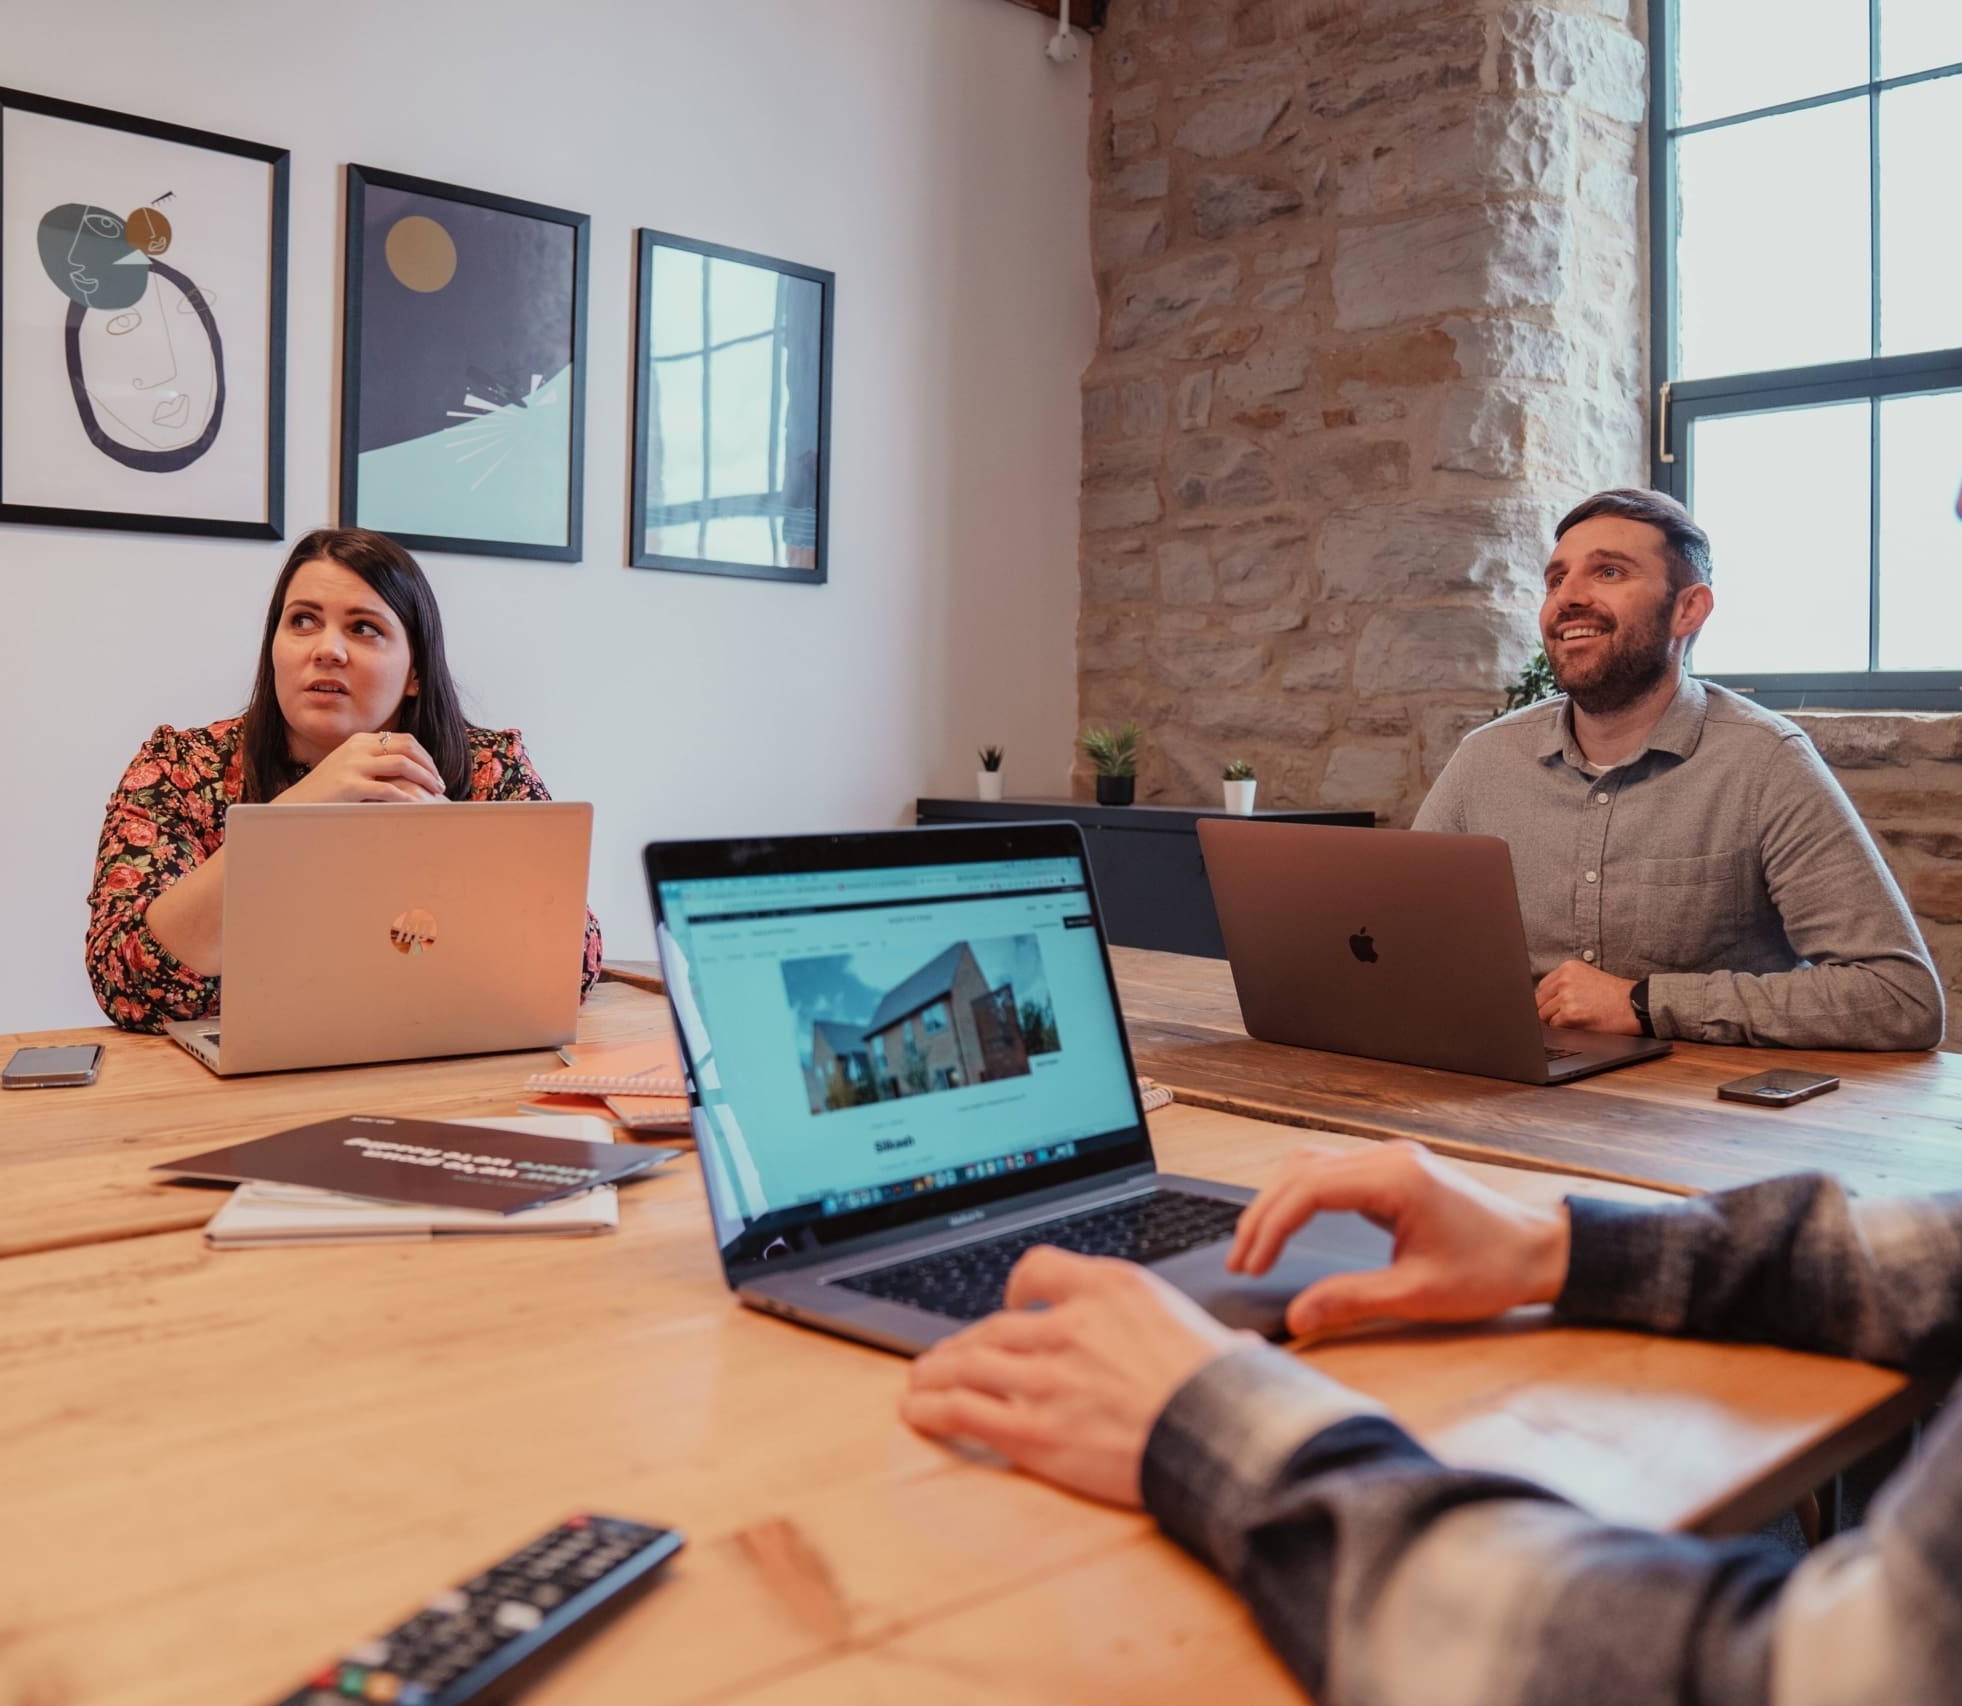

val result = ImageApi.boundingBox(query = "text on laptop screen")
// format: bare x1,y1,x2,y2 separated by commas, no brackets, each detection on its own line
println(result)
655,855,1141,1259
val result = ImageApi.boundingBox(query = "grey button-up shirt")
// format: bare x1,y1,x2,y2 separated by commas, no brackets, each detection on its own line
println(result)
1412,673,1943,1049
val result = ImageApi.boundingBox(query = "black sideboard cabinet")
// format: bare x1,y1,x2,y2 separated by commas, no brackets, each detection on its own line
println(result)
915,797,1374,958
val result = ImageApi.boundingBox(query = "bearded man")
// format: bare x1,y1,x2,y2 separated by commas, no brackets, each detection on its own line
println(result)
1412,488,1942,1049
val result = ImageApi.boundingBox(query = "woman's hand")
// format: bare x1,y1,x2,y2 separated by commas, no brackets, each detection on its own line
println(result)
1227,1140,1572,1338
276,730,445,804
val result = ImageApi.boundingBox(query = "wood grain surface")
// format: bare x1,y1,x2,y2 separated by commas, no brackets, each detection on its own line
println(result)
1110,947,1962,1198
0,984,669,1258
0,1104,1924,1706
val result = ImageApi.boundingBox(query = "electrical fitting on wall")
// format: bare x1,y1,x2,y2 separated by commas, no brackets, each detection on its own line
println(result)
1044,0,1078,63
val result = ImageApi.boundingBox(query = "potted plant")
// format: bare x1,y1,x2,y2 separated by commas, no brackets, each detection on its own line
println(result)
1222,758,1257,815
976,745,1005,802
1078,722,1141,806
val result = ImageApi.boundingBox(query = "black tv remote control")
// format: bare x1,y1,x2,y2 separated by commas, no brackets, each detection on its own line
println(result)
271,1514,684,1705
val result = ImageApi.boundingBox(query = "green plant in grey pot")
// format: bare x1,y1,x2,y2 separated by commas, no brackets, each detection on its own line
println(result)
1079,722,1141,806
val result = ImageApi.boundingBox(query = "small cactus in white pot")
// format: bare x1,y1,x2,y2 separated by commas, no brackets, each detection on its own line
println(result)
1222,758,1257,815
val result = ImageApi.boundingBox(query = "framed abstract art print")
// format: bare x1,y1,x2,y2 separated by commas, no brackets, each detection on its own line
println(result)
340,164,589,562
0,86,289,538
630,228,833,584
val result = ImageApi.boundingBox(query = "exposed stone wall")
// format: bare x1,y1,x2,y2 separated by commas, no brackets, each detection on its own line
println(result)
1071,2,1962,1047
1794,714,1962,1049
1076,0,1648,820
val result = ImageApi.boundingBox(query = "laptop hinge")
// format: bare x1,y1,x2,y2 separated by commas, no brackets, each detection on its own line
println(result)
726,1159,1161,1287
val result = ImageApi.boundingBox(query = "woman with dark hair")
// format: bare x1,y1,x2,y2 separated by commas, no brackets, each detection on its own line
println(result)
86,528,602,1031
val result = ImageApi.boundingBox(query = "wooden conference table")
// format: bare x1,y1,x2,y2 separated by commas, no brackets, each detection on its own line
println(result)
0,969,1951,1704
1108,947,1962,1199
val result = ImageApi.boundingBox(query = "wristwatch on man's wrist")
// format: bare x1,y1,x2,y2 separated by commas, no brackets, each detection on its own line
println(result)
1629,977,1655,1038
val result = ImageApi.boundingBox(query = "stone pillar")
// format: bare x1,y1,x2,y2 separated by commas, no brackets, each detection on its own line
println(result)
1077,0,1647,820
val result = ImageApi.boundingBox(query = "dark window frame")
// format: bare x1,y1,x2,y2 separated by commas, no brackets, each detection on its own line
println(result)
1647,0,1962,709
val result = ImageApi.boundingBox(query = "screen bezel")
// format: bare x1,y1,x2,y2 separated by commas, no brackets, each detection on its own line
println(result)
643,822,1156,1277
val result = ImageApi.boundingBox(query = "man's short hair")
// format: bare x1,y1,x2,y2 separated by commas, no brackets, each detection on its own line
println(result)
1554,488,1713,595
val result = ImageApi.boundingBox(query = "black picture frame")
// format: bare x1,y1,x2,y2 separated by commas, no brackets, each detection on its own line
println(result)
630,227,833,585
339,164,589,563
0,86,288,539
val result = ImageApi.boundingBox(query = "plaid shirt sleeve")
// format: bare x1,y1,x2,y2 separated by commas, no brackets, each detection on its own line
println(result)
1140,1175,1962,1706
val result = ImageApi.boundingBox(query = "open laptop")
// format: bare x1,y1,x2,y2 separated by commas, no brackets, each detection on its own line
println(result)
165,801,593,1076
1197,819,1670,1084
643,823,1390,1356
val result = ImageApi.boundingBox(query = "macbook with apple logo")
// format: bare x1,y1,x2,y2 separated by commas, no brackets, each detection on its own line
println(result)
1197,820,1671,1084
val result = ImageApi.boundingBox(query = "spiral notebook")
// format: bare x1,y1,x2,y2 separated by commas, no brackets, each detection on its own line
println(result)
523,1038,687,1097
522,1038,691,1134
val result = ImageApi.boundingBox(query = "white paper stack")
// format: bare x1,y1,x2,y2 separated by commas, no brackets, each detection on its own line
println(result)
202,1114,670,1248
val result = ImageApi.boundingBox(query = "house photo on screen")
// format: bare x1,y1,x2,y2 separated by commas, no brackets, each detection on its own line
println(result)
338,164,589,561
631,228,833,584
785,936,1060,1116
0,86,288,538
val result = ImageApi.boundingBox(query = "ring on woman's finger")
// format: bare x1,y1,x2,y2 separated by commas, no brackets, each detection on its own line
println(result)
378,731,392,751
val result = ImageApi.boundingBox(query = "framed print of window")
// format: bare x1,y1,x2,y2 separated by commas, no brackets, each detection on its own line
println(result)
630,228,834,585
0,86,288,539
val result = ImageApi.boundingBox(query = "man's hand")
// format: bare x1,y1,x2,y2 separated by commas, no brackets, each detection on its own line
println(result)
1535,959,1641,1034
901,1247,1246,1507
1228,1141,1572,1337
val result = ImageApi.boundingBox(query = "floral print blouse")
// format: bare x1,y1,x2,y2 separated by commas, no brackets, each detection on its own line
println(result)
86,718,604,1032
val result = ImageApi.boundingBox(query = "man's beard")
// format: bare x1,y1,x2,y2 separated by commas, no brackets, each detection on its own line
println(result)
1546,596,1676,715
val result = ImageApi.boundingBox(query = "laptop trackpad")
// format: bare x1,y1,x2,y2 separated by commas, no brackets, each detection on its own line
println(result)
1154,1210,1394,1338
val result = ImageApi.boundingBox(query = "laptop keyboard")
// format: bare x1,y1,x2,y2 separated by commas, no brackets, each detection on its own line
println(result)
836,1191,1245,1323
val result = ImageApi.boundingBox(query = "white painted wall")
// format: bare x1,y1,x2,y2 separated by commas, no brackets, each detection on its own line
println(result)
0,0,1095,1032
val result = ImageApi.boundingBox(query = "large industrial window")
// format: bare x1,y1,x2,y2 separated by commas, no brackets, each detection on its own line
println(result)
1649,1,1962,706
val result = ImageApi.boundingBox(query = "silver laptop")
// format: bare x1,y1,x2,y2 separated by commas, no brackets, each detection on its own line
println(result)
1198,820,1670,1084
643,823,1390,1356
166,801,593,1076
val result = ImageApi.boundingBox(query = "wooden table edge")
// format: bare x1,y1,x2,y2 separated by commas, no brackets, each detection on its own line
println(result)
1682,1372,1943,1536
599,960,666,996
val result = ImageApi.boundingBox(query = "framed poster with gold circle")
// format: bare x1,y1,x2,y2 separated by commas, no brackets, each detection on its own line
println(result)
339,164,589,562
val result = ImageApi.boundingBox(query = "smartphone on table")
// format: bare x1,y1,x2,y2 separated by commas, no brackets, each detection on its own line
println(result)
1716,1068,1839,1107
3,1044,105,1089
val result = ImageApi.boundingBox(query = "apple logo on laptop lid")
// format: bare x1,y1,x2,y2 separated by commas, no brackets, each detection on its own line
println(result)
1348,926,1377,964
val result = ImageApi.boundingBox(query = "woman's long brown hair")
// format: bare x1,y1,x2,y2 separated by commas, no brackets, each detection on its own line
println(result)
237,528,471,803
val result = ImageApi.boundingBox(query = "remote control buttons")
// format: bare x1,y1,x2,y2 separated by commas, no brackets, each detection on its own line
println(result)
493,1600,543,1634
424,1588,468,1616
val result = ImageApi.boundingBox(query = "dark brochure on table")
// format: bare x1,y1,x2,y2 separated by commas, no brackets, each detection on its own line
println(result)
154,1115,664,1214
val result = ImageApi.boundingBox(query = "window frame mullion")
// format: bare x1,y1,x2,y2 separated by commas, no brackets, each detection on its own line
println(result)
1649,3,1962,706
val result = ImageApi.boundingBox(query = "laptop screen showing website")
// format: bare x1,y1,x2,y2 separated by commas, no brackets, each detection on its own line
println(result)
654,850,1145,1266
